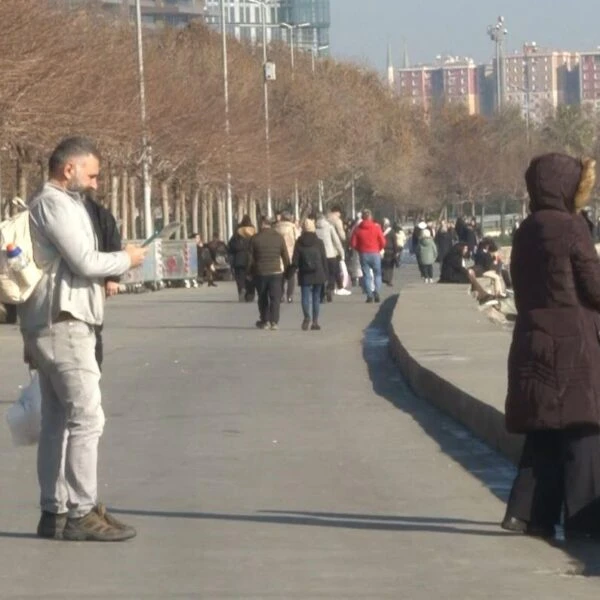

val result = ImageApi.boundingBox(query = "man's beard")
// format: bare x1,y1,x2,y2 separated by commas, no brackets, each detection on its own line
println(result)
67,178,93,197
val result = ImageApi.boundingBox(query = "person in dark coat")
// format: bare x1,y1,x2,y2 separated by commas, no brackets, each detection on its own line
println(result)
247,217,290,330
84,192,121,369
381,218,398,286
193,233,216,287
291,218,328,331
438,242,498,306
228,215,256,302
502,153,600,540
434,220,454,265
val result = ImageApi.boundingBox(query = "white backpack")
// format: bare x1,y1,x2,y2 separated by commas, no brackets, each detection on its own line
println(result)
0,198,43,304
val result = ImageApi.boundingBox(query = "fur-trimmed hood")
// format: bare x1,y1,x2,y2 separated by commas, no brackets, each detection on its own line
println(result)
526,153,596,214
237,225,256,239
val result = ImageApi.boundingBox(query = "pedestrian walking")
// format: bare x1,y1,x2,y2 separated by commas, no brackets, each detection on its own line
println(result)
350,209,385,303
274,211,298,303
415,229,437,283
381,218,398,286
502,153,600,540
228,215,256,302
19,136,145,541
316,213,345,303
291,218,328,331
248,217,290,330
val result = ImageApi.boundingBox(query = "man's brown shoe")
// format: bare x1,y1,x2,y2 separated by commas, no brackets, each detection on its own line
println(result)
63,504,137,542
37,511,68,540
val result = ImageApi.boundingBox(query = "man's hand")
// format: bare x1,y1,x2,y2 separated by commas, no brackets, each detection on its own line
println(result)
105,281,120,297
125,244,147,268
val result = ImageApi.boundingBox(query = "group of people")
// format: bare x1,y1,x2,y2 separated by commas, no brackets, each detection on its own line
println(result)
220,208,404,331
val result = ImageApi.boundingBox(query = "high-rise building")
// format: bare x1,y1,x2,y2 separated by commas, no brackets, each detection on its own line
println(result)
204,0,329,53
75,0,207,27
504,43,578,123
396,56,479,115
578,51,600,110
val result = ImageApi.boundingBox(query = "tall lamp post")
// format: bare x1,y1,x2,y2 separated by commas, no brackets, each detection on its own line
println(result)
312,44,329,213
280,21,310,220
135,0,153,238
280,22,310,80
249,0,274,218
220,0,233,240
487,15,508,111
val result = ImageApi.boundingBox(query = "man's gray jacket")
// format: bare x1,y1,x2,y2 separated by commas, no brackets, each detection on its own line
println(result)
18,183,131,333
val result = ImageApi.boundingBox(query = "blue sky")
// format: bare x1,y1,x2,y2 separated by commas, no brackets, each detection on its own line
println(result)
330,0,600,72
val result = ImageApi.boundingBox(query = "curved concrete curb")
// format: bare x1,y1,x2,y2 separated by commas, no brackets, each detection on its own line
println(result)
387,298,524,466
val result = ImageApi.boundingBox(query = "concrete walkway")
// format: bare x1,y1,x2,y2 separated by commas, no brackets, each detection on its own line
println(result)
0,276,598,598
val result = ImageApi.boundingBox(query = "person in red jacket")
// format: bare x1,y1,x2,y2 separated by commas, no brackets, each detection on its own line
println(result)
350,209,386,303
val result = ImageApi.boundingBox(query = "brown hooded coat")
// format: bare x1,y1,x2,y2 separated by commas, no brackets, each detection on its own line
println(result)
505,153,600,433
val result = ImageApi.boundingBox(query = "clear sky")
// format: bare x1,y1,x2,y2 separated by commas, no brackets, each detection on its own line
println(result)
330,0,600,72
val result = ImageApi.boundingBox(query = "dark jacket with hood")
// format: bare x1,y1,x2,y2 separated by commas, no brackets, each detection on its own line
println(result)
505,153,600,434
439,243,470,284
228,225,256,269
85,195,121,284
291,232,328,286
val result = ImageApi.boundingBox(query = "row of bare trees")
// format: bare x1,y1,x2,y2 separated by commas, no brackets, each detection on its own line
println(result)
1,0,600,241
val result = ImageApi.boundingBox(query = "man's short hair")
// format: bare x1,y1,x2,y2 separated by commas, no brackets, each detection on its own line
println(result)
48,136,100,178
362,209,372,220
260,216,273,228
329,205,342,214
281,210,293,222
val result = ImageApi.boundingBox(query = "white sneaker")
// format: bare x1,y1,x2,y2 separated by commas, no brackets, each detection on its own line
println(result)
336,288,352,296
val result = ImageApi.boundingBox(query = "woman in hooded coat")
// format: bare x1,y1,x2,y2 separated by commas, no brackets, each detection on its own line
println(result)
381,218,398,286
502,153,600,540
228,215,256,301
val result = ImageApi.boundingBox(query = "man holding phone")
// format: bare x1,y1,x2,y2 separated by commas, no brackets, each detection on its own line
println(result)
19,137,146,542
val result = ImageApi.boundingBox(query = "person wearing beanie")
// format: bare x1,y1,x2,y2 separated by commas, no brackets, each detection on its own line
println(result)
415,228,437,283
502,153,600,540
290,218,328,331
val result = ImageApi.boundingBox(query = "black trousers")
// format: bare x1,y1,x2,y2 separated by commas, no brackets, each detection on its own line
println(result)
326,258,338,292
505,427,600,532
256,274,283,325
234,267,247,296
281,270,296,299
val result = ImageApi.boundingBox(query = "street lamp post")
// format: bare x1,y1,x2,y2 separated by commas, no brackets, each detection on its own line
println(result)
220,0,233,240
134,0,153,238
249,0,274,218
312,44,329,213
280,22,310,80
487,16,508,111
280,21,310,220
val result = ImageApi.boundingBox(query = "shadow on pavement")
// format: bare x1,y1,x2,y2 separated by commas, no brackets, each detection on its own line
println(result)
109,507,508,537
364,294,600,576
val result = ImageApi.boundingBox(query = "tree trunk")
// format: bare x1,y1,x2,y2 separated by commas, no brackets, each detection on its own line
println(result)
110,172,119,220
500,197,507,237
207,189,214,240
481,202,486,236
129,176,137,239
174,184,182,240
217,190,225,241
191,186,200,235
201,188,208,243
40,160,48,183
161,180,170,227
121,171,129,240
249,193,257,227
181,188,189,240
237,194,245,224
16,158,27,203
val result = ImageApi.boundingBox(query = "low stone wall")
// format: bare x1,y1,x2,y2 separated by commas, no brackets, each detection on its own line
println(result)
388,282,523,465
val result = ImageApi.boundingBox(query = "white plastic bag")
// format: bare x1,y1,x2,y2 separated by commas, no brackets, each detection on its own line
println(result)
339,259,351,289
6,372,41,446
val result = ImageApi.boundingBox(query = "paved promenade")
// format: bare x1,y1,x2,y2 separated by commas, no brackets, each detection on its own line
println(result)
0,272,599,598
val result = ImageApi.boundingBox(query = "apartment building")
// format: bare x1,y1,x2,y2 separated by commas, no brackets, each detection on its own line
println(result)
396,56,479,115
578,51,600,110
504,42,579,123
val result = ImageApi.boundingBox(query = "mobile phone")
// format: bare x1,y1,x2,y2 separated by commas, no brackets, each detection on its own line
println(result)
141,222,182,247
